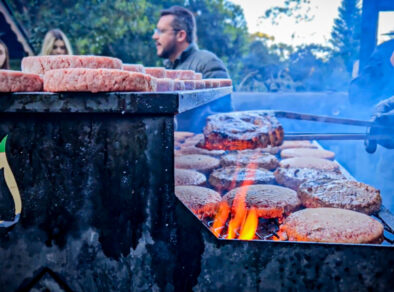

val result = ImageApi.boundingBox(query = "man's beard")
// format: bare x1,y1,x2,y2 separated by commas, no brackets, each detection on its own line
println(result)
158,41,177,59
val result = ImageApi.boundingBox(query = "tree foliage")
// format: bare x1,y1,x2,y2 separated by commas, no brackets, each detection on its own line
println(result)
330,0,361,73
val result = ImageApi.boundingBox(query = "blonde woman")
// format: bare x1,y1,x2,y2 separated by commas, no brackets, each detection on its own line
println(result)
40,29,73,55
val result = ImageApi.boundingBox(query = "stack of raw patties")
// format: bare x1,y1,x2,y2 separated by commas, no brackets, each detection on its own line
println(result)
173,111,384,244
0,55,232,93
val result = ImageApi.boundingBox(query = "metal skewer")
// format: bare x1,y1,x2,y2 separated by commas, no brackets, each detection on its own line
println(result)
284,133,392,141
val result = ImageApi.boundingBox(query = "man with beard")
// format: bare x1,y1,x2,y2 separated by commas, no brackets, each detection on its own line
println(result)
153,6,232,132
153,6,229,78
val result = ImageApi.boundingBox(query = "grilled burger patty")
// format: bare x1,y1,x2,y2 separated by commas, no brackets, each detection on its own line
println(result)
280,148,335,160
279,140,317,149
222,184,301,219
281,208,384,244
209,166,276,192
298,179,382,215
220,150,279,170
175,169,206,186
201,111,284,150
175,186,221,218
274,167,345,191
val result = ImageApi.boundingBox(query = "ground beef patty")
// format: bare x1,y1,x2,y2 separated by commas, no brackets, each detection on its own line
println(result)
175,154,220,173
279,140,317,149
22,55,123,75
174,131,195,143
274,167,345,191
222,184,301,219
279,157,339,171
280,148,335,160
175,169,206,186
123,64,145,73
201,111,284,150
298,179,382,215
175,186,221,218
178,145,225,157
0,70,43,92
281,208,384,244
209,166,276,192
220,150,278,170
44,68,156,92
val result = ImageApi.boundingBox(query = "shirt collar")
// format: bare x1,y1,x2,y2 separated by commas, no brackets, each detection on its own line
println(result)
164,43,198,69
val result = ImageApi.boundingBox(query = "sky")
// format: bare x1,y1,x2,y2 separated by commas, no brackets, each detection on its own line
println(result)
230,0,394,47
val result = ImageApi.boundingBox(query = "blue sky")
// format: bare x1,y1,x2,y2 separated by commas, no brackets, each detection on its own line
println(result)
230,0,394,46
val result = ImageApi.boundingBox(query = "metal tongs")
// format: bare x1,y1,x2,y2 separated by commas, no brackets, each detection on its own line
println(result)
274,111,392,141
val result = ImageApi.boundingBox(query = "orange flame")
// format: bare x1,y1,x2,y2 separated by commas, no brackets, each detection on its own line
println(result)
211,201,230,238
227,155,259,239
239,207,258,240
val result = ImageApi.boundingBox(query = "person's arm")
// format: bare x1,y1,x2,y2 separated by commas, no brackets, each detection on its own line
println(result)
198,54,230,79
365,96,394,153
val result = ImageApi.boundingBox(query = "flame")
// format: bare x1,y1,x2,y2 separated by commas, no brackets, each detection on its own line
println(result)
239,207,258,240
227,155,259,239
211,201,230,238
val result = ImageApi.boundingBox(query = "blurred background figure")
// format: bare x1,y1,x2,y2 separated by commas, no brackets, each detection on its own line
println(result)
40,29,73,55
0,39,10,69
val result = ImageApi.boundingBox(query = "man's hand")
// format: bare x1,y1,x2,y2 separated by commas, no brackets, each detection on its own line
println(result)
365,96,394,153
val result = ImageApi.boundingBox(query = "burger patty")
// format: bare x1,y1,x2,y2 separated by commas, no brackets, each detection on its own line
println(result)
279,140,317,149
44,68,156,92
22,55,122,75
298,179,382,215
222,184,301,219
201,111,284,150
281,208,384,244
209,166,276,192
280,148,335,160
174,131,195,143
174,154,220,173
274,167,346,191
175,186,222,218
279,157,339,171
175,169,206,186
0,70,43,92
220,150,279,170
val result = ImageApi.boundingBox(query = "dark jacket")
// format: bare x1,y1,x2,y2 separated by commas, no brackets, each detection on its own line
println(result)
166,43,232,132
164,43,229,79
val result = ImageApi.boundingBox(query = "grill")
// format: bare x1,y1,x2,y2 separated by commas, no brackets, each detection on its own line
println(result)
0,89,393,291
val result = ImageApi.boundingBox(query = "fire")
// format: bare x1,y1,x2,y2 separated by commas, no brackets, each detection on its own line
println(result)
211,201,230,237
239,207,258,240
226,154,259,240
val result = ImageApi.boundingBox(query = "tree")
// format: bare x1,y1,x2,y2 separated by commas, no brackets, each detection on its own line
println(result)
330,0,361,73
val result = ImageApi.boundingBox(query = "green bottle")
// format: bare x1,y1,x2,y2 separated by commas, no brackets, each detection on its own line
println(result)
0,136,22,228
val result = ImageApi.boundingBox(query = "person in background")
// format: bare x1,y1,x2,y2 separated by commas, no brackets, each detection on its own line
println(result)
349,39,394,107
153,6,229,78
153,6,232,132
40,29,73,55
0,39,10,69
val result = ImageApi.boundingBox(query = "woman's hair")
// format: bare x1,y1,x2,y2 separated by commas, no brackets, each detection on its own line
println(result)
40,29,73,55
0,39,10,69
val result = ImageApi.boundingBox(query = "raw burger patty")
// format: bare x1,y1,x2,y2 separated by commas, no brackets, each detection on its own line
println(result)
281,208,383,244
175,185,221,218
220,150,278,170
298,179,382,215
279,157,339,171
44,68,156,93
0,70,42,92
274,167,345,191
145,67,166,78
209,166,276,192
280,148,335,160
123,64,145,73
175,169,206,186
22,55,122,74
222,184,301,219
174,154,220,173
